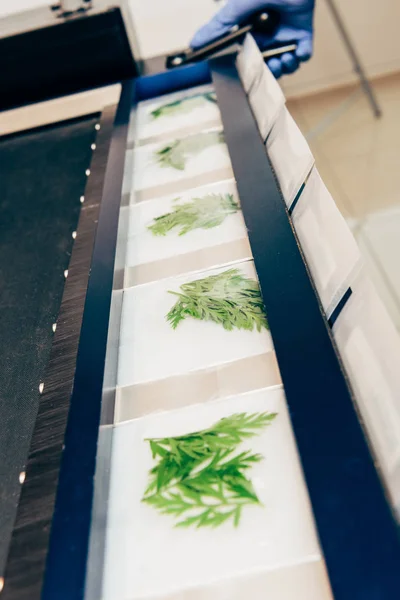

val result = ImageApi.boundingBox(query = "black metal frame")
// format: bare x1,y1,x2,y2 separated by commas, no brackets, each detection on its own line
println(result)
211,54,400,599
2,83,132,600
41,81,134,600
0,7,137,111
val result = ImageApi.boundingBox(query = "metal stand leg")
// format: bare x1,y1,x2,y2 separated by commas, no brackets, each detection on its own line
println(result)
325,0,382,118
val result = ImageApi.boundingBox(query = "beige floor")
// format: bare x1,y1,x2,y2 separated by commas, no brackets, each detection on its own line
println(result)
287,72,400,329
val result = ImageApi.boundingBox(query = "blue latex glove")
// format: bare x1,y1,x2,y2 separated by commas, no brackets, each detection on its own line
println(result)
190,0,314,78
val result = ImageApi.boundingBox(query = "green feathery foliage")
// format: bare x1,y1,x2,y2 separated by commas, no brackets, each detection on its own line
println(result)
150,92,217,120
155,130,225,171
147,193,239,237
142,412,277,528
166,268,268,332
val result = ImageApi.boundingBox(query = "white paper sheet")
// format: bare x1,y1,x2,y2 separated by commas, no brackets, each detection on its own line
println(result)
292,168,361,313
248,64,285,141
267,106,314,207
132,128,233,194
332,268,400,504
118,261,273,387
135,84,222,143
103,386,322,600
131,560,333,600
351,213,400,331
236,34,267,94
360,205,400,317
126,180,248,268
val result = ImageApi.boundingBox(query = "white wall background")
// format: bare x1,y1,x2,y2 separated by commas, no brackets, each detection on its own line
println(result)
3,0,400,97
0,0,51,18
283,0,400,97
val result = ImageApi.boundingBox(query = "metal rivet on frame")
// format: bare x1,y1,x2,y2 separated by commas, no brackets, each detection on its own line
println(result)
19,471,26,484
91,143,96,150
80,196,85,203
85,169,90,176
0,577,4,592
39,383,44,394
52,323,57,333
95,123,100,131
72,231,77,239
64,269,68,279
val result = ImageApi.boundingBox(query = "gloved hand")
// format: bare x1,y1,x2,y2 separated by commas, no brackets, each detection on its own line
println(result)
190,0,314,78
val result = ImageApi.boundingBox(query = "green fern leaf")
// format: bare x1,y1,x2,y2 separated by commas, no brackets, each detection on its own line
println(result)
166,269,269,331
148,193,239,237
142,412,277,529
151,92,217,120
155,131,225,171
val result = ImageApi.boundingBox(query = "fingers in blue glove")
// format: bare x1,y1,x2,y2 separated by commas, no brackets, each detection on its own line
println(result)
191,20,232,50
267,57,283,79
190,0,314,81
267,51,299,78
281,52,299,74
295,36,313,62
190,0,247,49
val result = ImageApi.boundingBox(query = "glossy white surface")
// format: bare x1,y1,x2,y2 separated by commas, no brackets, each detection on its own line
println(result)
103,386,322,600
126,179,247,268
135,84,221,142
118,261,273,387
132,128,232,194
134,560,333,600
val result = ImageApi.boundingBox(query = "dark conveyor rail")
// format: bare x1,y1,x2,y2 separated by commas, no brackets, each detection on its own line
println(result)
0,115,97,577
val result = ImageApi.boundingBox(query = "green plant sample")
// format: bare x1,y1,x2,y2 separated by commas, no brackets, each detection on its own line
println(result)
155,130,225,171
151,92,217,120
166,268,268,332
147,193,239,237
142,412,277,528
